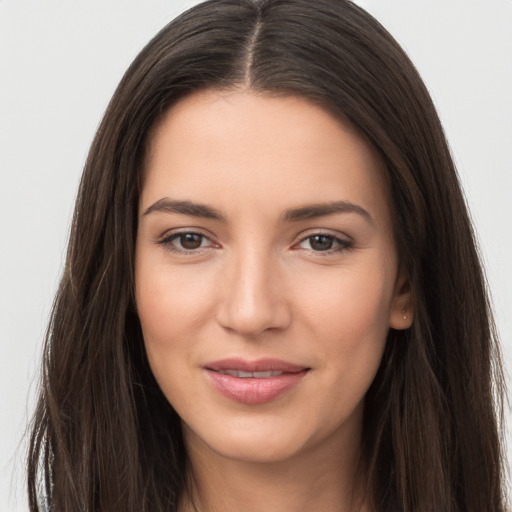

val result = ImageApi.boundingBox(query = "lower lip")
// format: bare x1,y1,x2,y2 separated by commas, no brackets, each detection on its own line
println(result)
205,369,308,405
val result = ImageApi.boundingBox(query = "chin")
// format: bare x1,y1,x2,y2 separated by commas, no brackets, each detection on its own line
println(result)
217,441,306,465
183,420,313,465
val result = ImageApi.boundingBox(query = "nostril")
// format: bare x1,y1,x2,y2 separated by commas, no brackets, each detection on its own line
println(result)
216,300,292,337
215,259,292,335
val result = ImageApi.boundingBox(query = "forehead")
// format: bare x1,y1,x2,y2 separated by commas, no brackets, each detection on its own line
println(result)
142,89,392,227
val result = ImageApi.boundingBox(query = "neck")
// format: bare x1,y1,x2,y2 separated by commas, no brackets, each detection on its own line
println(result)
179,427,370,512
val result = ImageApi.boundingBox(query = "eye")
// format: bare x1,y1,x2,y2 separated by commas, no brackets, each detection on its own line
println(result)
297,233,352,252
158,231,215,253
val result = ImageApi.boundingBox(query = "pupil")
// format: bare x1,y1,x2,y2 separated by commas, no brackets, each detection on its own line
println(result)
181,233,202,249
310,235,333,251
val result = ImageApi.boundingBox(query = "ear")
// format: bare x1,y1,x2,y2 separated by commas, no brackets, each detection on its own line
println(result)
389,266,414,330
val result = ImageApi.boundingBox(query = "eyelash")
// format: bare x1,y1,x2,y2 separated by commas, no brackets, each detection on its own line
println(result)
295,233,354,254
156,231,353,255
157,231,217,254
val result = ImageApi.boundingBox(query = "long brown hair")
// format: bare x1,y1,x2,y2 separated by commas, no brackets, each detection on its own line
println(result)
27,0,506,510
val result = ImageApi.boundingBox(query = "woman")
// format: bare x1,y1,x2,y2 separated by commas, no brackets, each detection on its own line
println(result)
27,0,506,510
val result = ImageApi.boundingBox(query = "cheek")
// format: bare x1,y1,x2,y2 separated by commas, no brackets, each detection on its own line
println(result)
136,257,214,339
134,252,216,393
296,259,394,387
136,278,198,408
298,266,392,428
302,263,393,337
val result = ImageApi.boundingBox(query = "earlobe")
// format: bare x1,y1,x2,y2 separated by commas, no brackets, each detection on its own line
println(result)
389,268,414,330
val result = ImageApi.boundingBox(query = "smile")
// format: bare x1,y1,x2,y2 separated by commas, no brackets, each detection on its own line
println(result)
215,370,284,378
204,358,309,405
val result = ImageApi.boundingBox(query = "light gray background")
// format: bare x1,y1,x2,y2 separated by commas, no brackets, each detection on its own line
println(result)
1,1,511,510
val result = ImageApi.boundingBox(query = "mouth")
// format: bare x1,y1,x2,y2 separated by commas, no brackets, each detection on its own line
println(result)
204,358,310,405
213,369,286,378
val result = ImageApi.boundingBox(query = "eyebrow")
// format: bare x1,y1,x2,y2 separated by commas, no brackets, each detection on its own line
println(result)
282,201,375,226
143,197,374,226
143,198,225,221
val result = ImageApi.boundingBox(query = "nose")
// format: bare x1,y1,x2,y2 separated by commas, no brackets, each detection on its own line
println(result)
215,247,292,337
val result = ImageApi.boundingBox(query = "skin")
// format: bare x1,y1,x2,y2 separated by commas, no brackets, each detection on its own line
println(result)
135,89,413,512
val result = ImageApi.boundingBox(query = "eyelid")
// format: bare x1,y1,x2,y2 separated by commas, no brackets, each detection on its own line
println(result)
292,229,354,252
154,227,353,254
156,228,220,254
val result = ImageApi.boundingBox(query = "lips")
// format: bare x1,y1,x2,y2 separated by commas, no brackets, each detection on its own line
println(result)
215,369,284,378
204,358,309,405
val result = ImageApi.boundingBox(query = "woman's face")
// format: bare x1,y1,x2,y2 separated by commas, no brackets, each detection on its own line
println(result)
135,90,412,463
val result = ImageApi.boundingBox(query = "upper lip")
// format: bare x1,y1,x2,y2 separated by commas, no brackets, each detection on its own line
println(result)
205,358,308,373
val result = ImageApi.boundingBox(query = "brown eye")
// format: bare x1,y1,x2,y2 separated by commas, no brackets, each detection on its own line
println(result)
296,233,353,253
177,233,204,250
309,235,334,251
158,231,214,253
